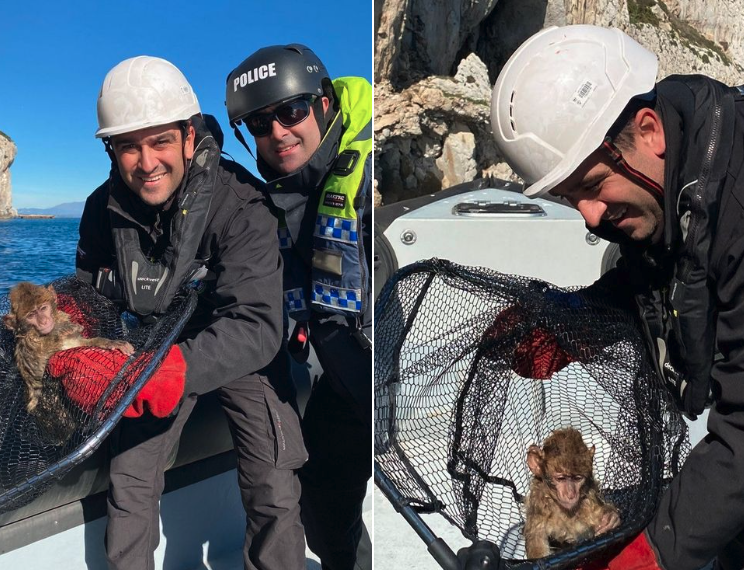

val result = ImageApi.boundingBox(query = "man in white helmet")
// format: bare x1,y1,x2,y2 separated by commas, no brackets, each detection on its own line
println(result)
76,56,307,570
492,25,744,570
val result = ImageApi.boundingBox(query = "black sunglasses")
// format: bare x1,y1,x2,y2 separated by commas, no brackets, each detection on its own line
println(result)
244,96,316,137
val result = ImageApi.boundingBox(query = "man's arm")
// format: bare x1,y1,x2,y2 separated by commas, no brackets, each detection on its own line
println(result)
642,225,744,568
75,184,115,286
177,171,283,395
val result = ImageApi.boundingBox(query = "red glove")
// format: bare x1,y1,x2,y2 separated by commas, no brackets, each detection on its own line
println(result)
579,532,664,570
482,306,576,379
48,345,186,418
124,347,186,418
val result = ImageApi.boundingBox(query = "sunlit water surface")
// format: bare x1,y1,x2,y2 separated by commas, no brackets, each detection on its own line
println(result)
0,218,79,297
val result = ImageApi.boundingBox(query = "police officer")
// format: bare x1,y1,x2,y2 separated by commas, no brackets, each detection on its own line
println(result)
76,56,307,570
492,25,744,569
226,45,372,570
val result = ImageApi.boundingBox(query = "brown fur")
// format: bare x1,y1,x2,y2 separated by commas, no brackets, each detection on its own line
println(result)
3,282,134,414
523,427,620,559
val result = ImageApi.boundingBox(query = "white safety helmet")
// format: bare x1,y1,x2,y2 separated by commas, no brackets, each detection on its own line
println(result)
491,25,658,197
95,56,201,138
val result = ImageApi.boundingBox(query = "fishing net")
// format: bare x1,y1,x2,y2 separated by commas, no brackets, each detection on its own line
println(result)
0,275,197,514
375,259,690,568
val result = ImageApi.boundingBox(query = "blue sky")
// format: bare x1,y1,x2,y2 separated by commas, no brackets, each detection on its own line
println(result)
1,1,372,209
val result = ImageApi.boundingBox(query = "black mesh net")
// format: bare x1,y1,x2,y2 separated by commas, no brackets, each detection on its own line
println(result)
0,275,197,514
375,259,690,568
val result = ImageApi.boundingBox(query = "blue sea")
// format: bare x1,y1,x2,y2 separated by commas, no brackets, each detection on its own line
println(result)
0,218,80,297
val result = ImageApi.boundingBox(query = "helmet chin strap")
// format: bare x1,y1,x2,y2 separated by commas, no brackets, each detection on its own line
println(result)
601,137,664,206
177,127,192,200
102,138,117,168
230,122,257,161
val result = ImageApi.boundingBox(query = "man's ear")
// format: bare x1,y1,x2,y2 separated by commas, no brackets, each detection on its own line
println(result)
634,108,665,158
184,124,196,160
321,96,330,115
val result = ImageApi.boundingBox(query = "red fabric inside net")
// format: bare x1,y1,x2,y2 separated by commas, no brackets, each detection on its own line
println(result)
513,327,576,380
482,305,577,380
56,293,97,338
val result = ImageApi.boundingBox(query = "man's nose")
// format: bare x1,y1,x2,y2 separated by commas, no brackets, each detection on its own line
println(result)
575,198,606,228
139,146,158,172
269,118,290,139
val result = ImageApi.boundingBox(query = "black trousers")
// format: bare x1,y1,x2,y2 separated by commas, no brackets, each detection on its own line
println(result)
300,318,372,570
105,355,307,570
649,400,744,570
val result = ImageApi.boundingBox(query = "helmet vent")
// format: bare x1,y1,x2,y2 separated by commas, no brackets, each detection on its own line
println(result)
509,90,517,133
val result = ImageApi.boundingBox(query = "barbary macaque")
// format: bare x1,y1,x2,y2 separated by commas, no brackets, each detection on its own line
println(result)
3,282,134,413
523,427,620,559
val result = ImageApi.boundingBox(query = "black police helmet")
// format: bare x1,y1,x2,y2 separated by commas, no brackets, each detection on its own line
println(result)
226,44,331,125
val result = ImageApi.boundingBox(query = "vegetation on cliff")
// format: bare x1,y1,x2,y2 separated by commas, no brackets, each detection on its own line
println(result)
629,0,731,65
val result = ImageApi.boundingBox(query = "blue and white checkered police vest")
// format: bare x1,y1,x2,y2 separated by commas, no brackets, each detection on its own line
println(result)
279,80,372,320
279,132,371,320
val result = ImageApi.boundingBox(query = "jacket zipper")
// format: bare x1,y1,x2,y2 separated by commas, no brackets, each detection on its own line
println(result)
678,94,722,284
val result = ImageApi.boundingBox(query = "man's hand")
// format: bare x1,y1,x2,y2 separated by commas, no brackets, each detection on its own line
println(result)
48,345,186,418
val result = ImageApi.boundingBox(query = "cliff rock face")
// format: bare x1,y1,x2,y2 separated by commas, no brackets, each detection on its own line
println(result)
375,0,500,87
375,0,744,206
0,133,17,219
376,53,497,204
667,0,744,68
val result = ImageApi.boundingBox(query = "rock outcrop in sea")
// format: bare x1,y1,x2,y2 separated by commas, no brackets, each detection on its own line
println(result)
0,131,18,219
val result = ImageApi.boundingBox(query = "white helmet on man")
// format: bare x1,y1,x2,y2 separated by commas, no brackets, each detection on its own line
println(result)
95,56,201,138
490,25,658,197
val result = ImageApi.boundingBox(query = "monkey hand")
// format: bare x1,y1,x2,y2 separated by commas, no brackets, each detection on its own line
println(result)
111,341,135,356
48,345,186,419
595,508,620,535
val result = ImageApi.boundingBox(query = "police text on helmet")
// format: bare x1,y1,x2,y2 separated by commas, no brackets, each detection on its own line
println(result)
233,64,277,92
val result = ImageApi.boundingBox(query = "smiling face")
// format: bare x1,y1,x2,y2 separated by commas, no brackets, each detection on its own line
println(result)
549,108,666,244
253,96,329,175
551,149,665,243
111,122,195,206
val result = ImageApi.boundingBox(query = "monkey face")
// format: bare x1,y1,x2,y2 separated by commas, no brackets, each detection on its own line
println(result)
5,282,58,334
551,473,586,512
24,303,55,335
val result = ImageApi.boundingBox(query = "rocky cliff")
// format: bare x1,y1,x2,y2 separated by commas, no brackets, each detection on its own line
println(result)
0,132,17,219
374,0,744,206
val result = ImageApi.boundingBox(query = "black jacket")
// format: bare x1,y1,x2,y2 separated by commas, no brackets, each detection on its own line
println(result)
76,116,283,396
593,75,744,569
